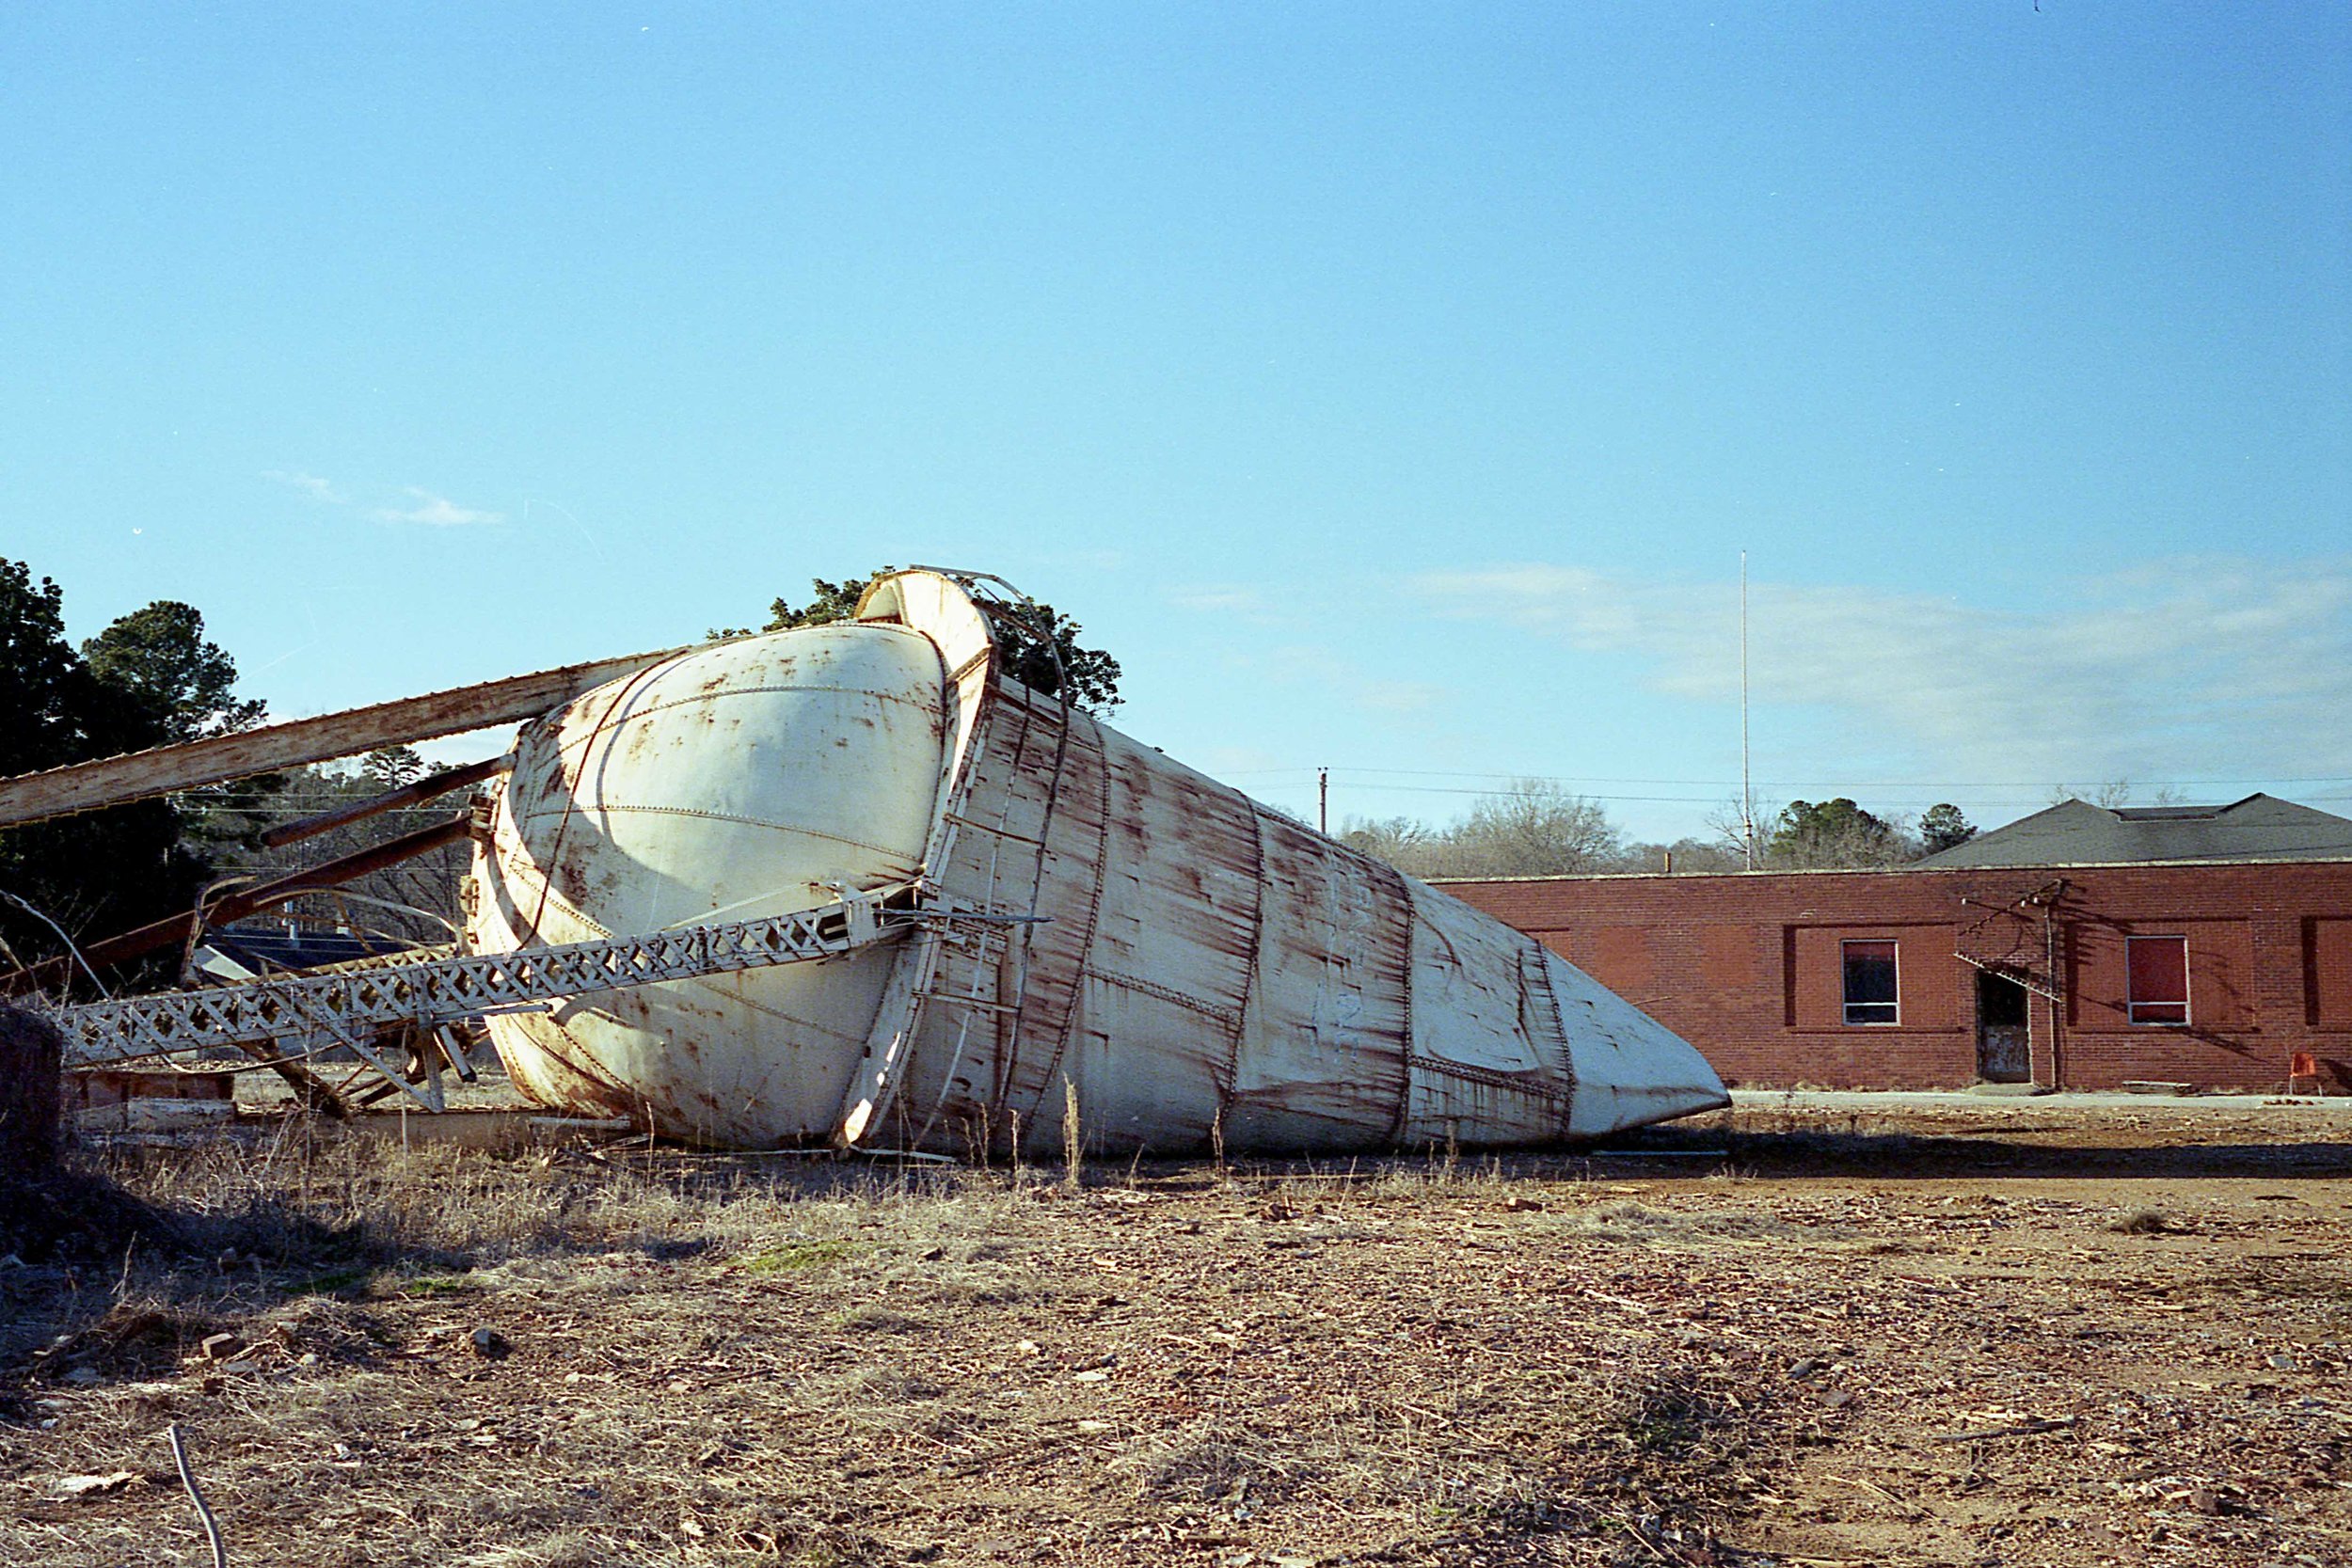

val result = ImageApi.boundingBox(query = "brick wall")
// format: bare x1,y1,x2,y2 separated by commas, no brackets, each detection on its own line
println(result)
1438,862,2352,1093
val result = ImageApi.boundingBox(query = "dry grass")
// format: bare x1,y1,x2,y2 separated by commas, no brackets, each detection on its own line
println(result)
4,1109,2350,1566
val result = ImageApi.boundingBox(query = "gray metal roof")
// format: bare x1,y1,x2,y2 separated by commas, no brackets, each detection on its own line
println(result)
1913,793,2352,868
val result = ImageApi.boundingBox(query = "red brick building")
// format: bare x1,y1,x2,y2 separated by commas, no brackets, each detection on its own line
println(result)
1438,797,2352,1094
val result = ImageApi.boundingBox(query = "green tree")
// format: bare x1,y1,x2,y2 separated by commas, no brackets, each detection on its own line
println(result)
0,563,268,986
360,746,427,788
763,576,872,630
723,570,1123,715
81,601,267,746
1765,798,1914,869
0,562,96,777
82,599,281,858
1919,802,1977,855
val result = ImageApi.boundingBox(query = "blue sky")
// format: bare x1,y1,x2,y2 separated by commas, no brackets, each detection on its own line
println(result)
4,4,2347,843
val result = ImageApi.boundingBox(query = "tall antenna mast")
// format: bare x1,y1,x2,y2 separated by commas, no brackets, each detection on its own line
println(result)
1740,551,1756,871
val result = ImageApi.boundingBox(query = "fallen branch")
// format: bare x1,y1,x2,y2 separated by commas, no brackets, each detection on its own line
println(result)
166,1422,229,1568
1934,1415,2077,1443
1617,1520,1681,1564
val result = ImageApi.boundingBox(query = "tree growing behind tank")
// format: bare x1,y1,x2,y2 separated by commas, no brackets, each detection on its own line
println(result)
1339,816,1447,876
715,570,1123,714
360,745,427,788
1446,779,1625,877
1342,780,1625,878
1343,784,1961,877
81,601,267,745
215,755,470,949
0,562,273,980
79,597,285,865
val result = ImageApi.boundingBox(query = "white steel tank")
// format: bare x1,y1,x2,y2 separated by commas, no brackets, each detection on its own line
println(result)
467,621,950,1145
468,571,1727,1153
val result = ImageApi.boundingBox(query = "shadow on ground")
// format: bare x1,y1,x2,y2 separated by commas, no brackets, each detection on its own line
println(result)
10,1116,2346,1397
0,1162,466,1391
1604,1122,2352,1180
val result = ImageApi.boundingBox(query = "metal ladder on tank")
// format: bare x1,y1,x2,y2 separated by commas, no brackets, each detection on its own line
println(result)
900,708,1061,1149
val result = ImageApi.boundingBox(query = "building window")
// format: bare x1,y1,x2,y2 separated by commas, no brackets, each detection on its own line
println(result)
2127,935,2190,1025
1842,939,1899,1025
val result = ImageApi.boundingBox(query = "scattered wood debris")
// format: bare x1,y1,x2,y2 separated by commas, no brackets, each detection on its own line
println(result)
3,1098,2346,1565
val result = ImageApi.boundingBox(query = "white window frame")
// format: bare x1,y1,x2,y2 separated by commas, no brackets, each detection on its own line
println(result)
1841,938,1900,1026
2125,934,2191,1027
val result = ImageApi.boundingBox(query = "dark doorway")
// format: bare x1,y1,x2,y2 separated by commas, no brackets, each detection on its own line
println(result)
1976,970,2032,1084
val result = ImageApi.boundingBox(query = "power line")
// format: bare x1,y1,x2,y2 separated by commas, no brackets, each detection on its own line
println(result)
1252,776,2352,815
1319,784,1731,804
1221,764,2352,790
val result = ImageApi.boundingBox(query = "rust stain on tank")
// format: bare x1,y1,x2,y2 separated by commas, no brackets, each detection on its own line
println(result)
470,570,1727,1151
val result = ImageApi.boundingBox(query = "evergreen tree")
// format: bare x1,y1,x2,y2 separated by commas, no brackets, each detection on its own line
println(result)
721,570,1123,715
0,562,267,986
1765,798,1914,868
1919,802,1977,855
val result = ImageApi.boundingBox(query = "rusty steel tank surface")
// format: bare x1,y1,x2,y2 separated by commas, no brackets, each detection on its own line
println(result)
467,571,1728,1153
467,622,949,1144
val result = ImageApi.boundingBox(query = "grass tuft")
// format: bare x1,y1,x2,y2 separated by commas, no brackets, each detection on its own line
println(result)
739,1239,858,1273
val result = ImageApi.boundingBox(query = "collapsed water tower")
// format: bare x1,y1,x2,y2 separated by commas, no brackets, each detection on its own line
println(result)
8,569,1726,1154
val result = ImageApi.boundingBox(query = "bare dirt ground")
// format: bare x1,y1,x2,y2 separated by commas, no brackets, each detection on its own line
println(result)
4,1093,2347,1568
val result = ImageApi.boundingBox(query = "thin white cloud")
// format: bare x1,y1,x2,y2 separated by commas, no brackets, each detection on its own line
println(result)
1234,644,1446,716
373,488,505,527
1196,744,1291,777
1418,557,2352,786
1170,584,1279,623
262,469,344,504
1360,681,1447,715
1041,547,1128,573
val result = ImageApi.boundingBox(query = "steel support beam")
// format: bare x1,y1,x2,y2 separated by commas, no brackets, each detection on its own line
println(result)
260,755,508,848
0,647,690,830
56,887,910,1070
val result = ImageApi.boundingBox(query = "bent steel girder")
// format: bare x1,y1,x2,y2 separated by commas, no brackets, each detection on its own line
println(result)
52,884,938,1113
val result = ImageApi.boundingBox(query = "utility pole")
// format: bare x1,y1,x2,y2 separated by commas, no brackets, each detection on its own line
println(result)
1740,551,1756,871
1318,767,1329,836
